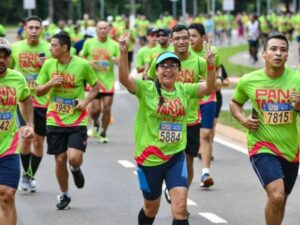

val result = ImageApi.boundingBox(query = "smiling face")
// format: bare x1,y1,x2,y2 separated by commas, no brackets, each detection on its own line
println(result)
171,29,190,54
156,59,180,90
262,38,288,70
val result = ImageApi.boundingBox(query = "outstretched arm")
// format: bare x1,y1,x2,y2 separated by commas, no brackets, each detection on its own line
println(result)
118,34,136,93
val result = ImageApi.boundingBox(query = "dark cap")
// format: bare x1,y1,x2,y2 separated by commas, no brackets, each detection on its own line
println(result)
155,52,181,66
156,27,170,36
147,27,157,35
0,38,11,55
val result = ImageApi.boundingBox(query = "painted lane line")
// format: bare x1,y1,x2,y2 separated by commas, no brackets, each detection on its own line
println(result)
118,160,136,168
187,198,197,206
198,212,228,223
214,136,248,155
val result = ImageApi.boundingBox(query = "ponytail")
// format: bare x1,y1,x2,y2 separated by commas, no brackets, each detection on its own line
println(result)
155,79,164,105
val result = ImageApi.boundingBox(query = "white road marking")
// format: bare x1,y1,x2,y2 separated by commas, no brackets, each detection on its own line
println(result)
214,136,248,155
199,212,228,223
187,198,197,206
117,160,136,168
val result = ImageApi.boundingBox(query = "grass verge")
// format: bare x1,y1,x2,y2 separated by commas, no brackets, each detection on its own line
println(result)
219,44,257,77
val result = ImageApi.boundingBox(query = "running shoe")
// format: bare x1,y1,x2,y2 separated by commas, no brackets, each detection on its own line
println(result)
87,127,98,138
164,187,171,204
56,194,71,210
98,135,109,143
71,168,85,188
200,173,214,188
20,174,30,191
29,178,37,192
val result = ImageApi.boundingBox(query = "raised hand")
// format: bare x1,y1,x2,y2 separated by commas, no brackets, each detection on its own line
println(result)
119,30,130,53
204,38,215,66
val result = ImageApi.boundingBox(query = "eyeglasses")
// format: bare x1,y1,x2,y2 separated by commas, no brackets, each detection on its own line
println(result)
158,63,179,70
172,36,190,41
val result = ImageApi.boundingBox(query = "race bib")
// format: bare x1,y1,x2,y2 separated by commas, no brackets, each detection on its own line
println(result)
53,97,76,115
26,74,38,90
94,60,110,72
0,112,13,132
159,122,182,143
262,103,292,125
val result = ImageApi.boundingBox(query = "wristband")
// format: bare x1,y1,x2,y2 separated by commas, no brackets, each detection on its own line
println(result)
207,65,215,71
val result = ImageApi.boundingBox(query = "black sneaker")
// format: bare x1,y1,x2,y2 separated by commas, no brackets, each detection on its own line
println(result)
71,168,85,189
56,194,71,210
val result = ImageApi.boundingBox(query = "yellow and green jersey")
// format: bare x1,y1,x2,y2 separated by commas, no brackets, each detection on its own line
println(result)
232,68,300,162
0,69,30,156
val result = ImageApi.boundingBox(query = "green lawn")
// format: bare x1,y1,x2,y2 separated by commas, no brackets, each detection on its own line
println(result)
219,44,257,77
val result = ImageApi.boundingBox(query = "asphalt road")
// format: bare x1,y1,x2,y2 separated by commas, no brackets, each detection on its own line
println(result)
16,88,300,225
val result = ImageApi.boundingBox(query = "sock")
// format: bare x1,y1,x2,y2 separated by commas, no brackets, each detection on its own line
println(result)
70,165,80,171
62,192,69,197
138,208,155,225
100,129,106,137
30,154,42,177
172,219,189,225
202,168,210,175
21,153,31,174
94,122,99,131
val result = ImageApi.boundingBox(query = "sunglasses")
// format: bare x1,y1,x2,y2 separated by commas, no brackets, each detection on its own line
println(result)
157,33,168,37
158,63,179,70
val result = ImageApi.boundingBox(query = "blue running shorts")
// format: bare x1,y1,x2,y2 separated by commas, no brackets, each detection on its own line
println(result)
136,151,188,200
0,154,20,189
200,102,216,129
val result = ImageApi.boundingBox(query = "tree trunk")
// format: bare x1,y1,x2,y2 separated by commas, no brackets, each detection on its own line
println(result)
48,0,54,21
68,0,73,20
83,0,96,20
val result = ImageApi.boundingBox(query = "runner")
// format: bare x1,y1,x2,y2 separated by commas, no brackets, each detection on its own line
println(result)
136,28,157,79
35,32,99,210
0,38,34,225
118,31,215,225
230,32,300,225
10,15,51,192
81,21,119,143
188,23,222,188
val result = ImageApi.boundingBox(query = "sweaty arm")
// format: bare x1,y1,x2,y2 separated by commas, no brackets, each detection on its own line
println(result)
36,75,63,96
230,99,259,132
118,36,136,93
18,96,34,138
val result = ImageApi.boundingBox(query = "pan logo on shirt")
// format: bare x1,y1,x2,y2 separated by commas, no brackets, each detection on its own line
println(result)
18,52,42,68
177,69,195,83
92,49,111,61
0,86,17,106
157,98,185,119
52,72,75,89
255,88,290,108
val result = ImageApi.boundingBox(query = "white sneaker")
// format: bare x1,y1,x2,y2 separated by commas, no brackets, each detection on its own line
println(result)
29,178,37,192
88,127,98,138
20,174,30,191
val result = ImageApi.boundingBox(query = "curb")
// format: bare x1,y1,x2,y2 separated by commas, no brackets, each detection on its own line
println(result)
216,123,247,146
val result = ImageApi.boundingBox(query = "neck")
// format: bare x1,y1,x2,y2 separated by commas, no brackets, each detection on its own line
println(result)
160,43,169,49
58,54,71,64
98,36,107,42
193,44,203,52
264,65,285,78
27,39,39,46
177,51,189,61
161,83,174,92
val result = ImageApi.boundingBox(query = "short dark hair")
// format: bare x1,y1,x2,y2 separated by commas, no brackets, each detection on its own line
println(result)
187,23,206,36
263,32,289,51
25,15,42,25
171,24,189,37
52,32,71,51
